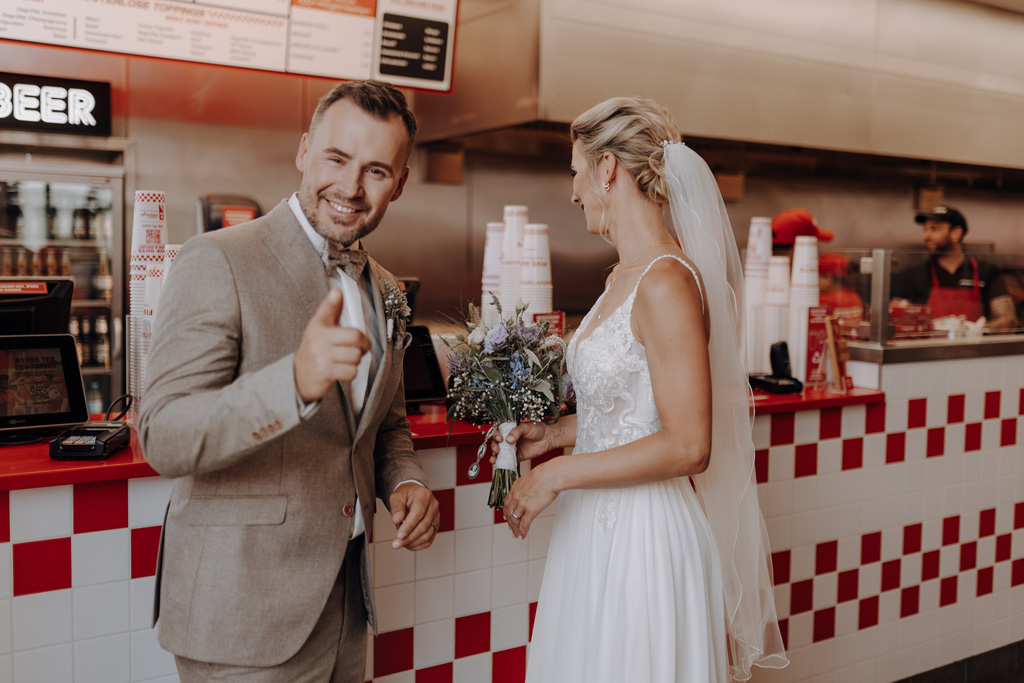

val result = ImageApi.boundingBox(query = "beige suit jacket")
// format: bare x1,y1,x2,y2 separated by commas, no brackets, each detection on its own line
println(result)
138,200,427,667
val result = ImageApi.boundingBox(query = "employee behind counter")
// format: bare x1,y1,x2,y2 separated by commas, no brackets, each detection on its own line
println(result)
890,205,1017,331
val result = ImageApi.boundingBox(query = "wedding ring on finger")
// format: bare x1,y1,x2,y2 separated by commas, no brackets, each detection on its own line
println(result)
430,522,439,534
508,509,522,520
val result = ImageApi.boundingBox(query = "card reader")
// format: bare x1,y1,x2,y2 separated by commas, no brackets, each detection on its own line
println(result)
49,422,131,460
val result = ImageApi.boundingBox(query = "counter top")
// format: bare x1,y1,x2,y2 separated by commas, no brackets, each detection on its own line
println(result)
0,413,490,492
751,386,885,415
848,335,1024,363
0,390,882,490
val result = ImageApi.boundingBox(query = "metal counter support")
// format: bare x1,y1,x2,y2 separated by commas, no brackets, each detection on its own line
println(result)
868,248,891,344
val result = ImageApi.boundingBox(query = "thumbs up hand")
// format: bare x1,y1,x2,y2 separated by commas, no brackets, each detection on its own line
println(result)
294,287,371,403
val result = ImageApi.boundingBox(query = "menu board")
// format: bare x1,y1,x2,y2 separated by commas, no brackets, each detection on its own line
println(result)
0,0,458,91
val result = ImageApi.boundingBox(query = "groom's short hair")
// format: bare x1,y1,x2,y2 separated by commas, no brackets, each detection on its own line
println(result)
310,80,418,156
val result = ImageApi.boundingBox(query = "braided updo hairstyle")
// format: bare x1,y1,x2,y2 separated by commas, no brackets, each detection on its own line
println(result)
569,97,682,208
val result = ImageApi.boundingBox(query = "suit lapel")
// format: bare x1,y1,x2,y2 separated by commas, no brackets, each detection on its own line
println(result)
258,202,328,323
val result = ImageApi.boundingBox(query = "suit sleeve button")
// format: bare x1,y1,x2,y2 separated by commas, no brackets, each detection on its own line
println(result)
342,504,355,517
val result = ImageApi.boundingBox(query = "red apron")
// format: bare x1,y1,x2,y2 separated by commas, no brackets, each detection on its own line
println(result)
928,257,983,320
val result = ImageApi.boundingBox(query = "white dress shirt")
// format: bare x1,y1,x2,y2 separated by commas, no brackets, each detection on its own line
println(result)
288,194,383,539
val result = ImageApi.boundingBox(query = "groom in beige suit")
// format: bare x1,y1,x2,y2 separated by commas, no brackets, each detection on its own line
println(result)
139,80,440,682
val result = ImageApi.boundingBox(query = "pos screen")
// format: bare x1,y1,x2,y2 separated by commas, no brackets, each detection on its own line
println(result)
0,335,88,434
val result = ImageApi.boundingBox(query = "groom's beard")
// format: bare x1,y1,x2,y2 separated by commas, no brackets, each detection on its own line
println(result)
299,188,384,248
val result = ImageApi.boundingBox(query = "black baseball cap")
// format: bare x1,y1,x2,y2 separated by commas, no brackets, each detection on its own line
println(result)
915,205,967,233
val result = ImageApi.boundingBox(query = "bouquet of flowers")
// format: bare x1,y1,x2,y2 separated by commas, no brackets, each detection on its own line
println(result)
445,297,571,509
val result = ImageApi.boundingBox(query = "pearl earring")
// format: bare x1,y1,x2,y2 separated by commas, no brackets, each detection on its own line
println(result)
603,182,610,191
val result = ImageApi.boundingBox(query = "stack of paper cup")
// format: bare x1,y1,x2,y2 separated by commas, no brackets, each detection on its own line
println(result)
787,236,820,384
127,191,167,424
481,222,504,327
520,223,552,318
499,205,528,320
163,244,181,277
129,191,167,251
743,216,772,374
762,256,791,367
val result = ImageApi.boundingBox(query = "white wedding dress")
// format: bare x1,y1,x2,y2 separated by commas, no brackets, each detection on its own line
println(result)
526,255,728,683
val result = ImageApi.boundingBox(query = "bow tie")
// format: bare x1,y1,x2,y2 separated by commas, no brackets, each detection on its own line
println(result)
324,243,368,280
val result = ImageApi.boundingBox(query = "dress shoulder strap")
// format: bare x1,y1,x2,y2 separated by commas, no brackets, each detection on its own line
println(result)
634,254,705,314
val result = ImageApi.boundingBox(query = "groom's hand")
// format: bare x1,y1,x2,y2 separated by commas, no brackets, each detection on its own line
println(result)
390,482,440,551
294,287,371,403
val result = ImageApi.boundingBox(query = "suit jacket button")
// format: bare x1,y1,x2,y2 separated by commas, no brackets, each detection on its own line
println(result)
342,504,355,517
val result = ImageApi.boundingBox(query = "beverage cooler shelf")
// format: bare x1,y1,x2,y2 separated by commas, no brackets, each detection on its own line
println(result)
0,238,107,248
1,159,125,414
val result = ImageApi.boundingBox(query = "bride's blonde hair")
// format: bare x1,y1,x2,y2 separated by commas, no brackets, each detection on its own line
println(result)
569,97,683,208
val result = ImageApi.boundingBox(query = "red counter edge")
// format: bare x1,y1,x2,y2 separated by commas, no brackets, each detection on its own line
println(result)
0,391,882,491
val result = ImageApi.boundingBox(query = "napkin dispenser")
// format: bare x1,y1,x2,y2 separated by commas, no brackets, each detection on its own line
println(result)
749,342,804,394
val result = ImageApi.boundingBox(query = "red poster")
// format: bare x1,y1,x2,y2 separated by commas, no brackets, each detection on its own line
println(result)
533,311,565,337
221,206,257,228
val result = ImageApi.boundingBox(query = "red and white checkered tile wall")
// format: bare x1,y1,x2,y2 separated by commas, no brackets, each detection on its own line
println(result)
749,356,1024,683
4,355,1021,683
0,476,177,682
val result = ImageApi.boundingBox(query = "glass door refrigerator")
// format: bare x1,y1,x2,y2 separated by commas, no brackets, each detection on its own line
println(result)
0,143,127,415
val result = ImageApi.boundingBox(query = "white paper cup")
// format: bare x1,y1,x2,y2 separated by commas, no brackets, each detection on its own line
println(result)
502,206,528,262
790,236,819,288
482,222,504,289
522,223,550,263
163,244,181,278
130,191,167,252
745,217,772,271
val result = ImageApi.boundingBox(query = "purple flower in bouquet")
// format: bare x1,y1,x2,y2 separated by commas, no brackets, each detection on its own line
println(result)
520,323,542,342
484,325,508,354
562,375,575,403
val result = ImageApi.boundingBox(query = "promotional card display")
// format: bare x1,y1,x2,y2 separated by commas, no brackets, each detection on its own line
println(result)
805,305,830,387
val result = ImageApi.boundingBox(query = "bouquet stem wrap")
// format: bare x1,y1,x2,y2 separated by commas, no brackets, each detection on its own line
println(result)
488,421,520,509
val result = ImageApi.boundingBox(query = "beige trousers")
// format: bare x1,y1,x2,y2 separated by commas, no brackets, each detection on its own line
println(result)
175,540,368,683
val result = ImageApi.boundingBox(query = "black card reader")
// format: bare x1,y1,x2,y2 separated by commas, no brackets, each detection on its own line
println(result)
49,422,131,460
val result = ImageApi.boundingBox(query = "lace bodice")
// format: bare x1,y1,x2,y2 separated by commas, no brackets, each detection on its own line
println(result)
567,255,702,457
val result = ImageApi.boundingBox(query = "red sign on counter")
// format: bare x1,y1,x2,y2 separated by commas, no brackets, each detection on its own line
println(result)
533,311,565,337
0,282,48,295
806,305,830,386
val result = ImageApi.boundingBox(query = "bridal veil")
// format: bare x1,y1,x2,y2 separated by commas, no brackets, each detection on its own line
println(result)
663,141,789,680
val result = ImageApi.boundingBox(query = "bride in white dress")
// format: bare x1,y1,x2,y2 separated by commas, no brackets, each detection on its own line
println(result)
495,98,789,682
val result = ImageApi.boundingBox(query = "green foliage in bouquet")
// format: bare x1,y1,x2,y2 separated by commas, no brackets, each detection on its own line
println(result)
445,297,570,509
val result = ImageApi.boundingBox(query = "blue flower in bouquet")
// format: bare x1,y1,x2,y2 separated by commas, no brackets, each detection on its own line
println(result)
510,353,529,389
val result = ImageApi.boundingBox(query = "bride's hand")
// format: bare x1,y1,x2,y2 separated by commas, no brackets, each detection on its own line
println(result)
502,460,561,539
490,421,558,464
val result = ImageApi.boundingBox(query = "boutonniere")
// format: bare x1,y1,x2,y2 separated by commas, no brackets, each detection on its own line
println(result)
383,280,411,345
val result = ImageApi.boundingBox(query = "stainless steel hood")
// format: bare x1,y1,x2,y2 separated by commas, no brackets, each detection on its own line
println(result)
414,0,1024,171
